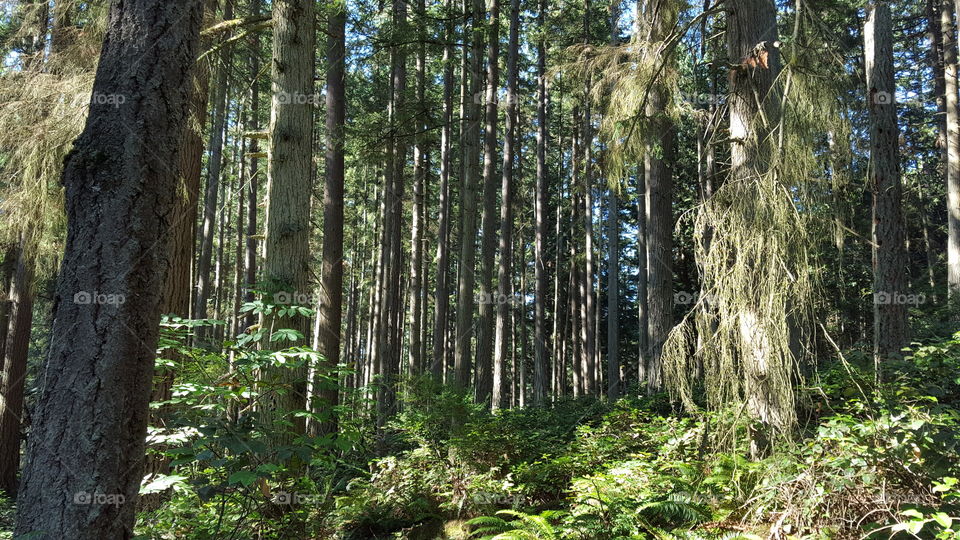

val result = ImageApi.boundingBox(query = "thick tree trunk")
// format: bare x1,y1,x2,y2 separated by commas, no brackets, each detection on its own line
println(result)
0,242,34,496
605,3,621,401
316,2,346,436
264,0,315,445
726,0,785,454
140,4,215,507
13,1,204,536
865,1,907,365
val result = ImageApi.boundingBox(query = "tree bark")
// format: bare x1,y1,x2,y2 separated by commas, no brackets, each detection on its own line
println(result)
316,1,346,435
493,0,520,410
0,241,34,496
534,0,551,406
454,0,485,389
195,0,235,330
865,1,907,365
408,0,427,377
943,0,960,299
13,1,205,536
476,0,501,404
264,0,315,445
432,0,455,379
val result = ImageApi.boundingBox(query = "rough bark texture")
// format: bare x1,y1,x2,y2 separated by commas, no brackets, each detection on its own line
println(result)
865,1,907,364
317,2,346,435
13,1,204,537
264,0,315,442
140,1,216,509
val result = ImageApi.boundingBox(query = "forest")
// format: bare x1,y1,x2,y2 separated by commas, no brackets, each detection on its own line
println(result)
0,0,959,537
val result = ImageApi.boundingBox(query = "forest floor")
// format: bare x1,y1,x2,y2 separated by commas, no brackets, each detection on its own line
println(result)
3,334,960,539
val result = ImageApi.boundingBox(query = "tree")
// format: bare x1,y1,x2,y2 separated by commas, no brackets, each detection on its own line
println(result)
941,0,960,299
0,239,33,496
13,0,205,536
316,0,347,435
263,0,315,442
455,0,485,388
534,0,551,406
476,0,501,403
605,0,621,401
865,0,907,365
195,0,235,331
493,0,521,409
643,0,675,394
432,0,456,378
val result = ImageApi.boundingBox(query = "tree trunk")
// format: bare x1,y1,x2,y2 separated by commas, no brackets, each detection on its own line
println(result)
534,0,550,406
454,0,484,389
0,241,34,496
943,0,960,299
865,1,907,365
0,244,15,363
140,2,217,508
13,1,205,536
475,0,501,404
432,0,455,379
264,0,315,446
316,1,346,436
195,0,235,329
492,0,519,410
644,0,675,393
243,0,262,331
408,0,427,377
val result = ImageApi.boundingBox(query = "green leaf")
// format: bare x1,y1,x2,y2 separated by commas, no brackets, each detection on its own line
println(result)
932,512,952,528
228,470,258,487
